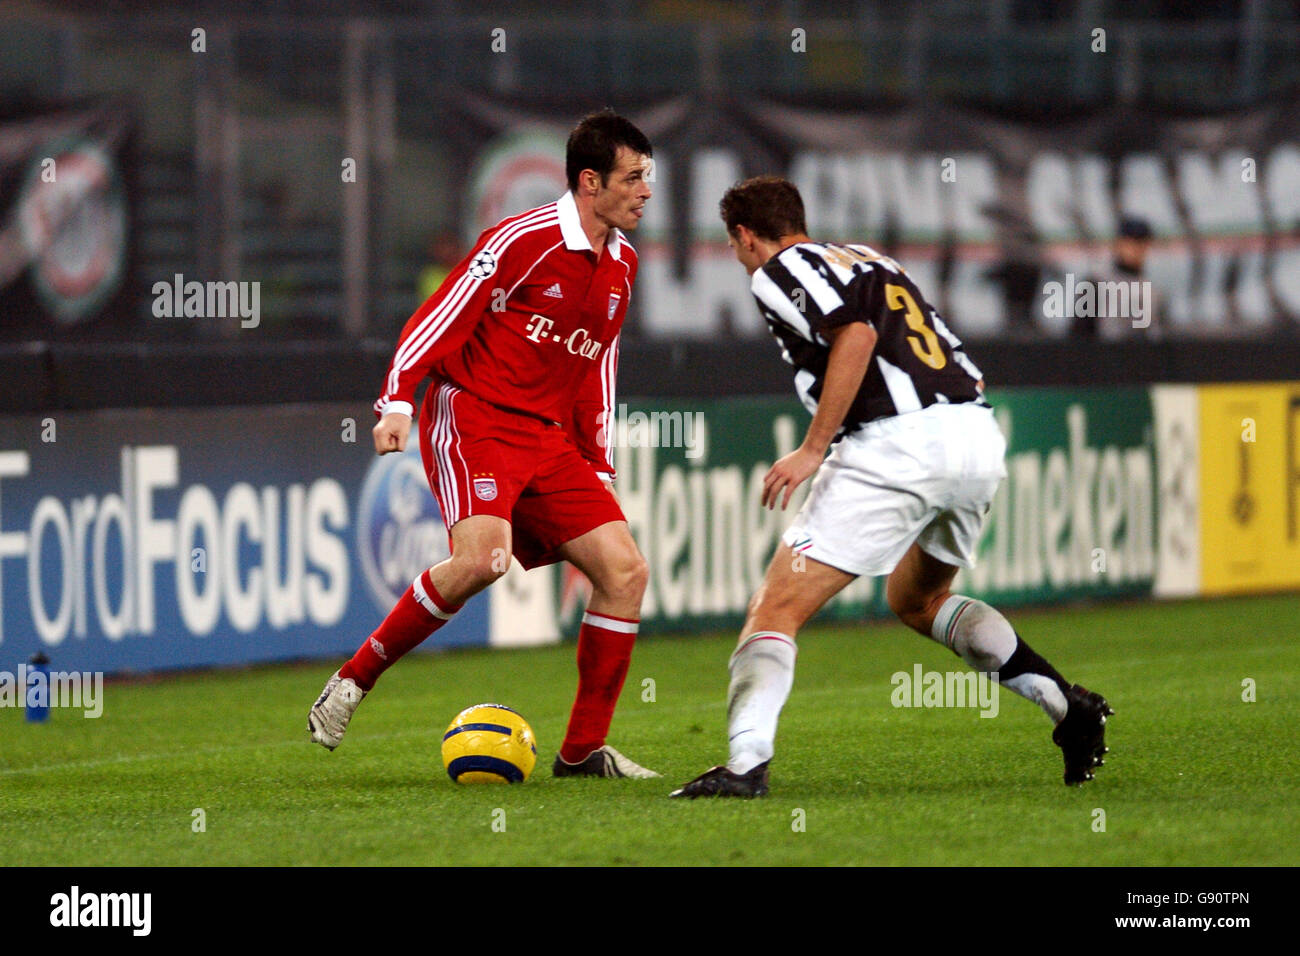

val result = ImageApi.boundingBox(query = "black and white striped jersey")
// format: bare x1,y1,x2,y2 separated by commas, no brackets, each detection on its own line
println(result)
751,241,988,433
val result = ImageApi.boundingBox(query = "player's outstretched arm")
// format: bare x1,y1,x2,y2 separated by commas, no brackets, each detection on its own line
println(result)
373,412,412,455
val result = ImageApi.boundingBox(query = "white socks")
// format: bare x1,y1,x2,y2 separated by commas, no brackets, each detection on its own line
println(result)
931,595,1017,671
930,594,1069,723
721,597,1069,773
726,631,797,774
1000,672,1069,723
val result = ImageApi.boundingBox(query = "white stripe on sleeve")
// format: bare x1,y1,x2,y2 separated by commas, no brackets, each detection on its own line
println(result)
780,248,845,316
389,207,559,386
752,269,815,342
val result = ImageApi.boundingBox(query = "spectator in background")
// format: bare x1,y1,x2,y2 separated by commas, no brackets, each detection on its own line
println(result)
417,231,464,301
1113,216,1153,279
1071,216,1160,340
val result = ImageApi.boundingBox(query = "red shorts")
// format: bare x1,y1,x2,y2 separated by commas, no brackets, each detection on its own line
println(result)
418,379,625,570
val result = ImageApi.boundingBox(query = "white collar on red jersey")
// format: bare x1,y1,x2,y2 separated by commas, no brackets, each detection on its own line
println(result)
557,190,623,260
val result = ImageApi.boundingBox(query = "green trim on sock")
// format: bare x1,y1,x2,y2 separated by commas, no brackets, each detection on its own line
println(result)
943,598,976,650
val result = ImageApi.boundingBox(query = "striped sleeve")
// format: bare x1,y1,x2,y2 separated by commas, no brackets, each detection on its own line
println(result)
374,205,559,418
764,246,881,339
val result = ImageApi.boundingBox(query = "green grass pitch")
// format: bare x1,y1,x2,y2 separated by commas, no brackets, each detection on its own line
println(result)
2,594,1296,866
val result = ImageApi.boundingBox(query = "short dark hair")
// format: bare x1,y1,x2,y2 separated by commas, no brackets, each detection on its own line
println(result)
1118,216,1152,240
719,176,807,241
566,110,653,191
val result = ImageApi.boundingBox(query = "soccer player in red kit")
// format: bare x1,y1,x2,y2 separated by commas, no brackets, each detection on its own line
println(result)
309,111,659,779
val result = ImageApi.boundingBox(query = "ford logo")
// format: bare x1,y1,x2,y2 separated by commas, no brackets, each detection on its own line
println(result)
356,432,449,613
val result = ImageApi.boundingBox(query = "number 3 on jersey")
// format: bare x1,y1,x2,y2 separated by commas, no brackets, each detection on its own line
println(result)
885,283,947,370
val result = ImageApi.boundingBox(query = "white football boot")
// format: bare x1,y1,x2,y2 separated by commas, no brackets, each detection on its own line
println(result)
552,744,661,779
308,671,367,750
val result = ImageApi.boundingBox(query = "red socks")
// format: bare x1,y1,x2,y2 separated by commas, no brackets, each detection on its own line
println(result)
341,582,635,763
340,570,462,691
559,611,639,764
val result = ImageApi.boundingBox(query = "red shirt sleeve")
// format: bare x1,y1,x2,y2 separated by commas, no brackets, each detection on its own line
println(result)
373,230,514,418
568,332,619,481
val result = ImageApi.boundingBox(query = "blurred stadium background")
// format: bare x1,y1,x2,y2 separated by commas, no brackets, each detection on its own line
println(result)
1,0,1298,676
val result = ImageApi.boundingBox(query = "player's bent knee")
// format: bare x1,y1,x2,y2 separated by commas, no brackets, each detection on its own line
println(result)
448,547,510,592
884,576,912,616
889,588,948,635
885,573,940,618
885,588,919,622
595,552,649,601
628,553,650,595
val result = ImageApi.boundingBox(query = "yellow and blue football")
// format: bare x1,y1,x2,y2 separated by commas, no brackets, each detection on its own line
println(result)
441,703,538,784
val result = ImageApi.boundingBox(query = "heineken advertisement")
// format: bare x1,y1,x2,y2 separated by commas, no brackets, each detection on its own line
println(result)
542,387,1175,638
958,388,1157,604
6,384,1291,674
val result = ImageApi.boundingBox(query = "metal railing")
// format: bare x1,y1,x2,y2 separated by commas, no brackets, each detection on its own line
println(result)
2,5,1298,338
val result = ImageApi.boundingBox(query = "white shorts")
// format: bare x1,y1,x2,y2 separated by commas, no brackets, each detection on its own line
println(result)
782,402,1007,577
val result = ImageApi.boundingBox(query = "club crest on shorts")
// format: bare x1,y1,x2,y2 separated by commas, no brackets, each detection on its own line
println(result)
474,477,498,501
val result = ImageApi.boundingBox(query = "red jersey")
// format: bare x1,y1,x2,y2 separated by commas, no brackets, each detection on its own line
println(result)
376,191,636,479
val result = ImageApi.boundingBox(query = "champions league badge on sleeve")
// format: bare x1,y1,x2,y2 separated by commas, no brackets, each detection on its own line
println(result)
356,435,450,613
467,249,497,280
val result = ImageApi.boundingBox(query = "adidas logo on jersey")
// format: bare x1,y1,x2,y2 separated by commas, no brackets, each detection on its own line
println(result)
543,283,564,298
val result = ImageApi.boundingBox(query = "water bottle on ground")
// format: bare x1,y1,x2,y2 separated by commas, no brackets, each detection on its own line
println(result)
25,652,50,723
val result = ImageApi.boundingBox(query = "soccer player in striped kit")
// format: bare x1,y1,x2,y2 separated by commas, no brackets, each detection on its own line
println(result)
673,177,1113,797
310,111,659,779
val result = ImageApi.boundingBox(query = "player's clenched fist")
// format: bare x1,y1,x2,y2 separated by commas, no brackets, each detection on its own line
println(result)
373,412,412,455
